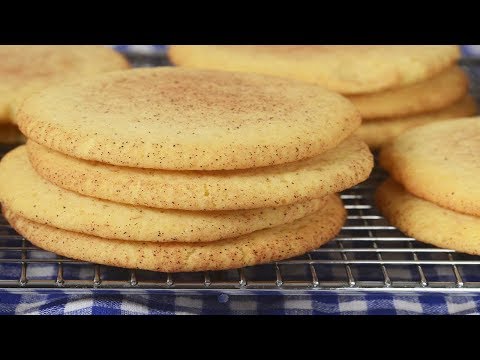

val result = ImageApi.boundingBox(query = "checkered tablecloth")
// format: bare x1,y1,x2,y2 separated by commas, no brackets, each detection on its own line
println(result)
1,45,480,315
2,291,480,315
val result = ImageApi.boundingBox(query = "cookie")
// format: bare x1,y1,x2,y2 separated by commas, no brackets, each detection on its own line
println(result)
376,179,480,256
0,45,129,123
27,136,373,211
0,146,327,242
380,117,480,216
17,67,361,171
0,124,25,144
356,95,477,148
4,194,346,272
168,45,460,95
348,66,468,119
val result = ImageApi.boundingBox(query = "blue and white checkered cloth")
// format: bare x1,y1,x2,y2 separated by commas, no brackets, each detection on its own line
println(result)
1,45,480,315
2,291,480,314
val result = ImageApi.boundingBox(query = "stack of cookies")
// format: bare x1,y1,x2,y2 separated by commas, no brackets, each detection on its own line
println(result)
377,117,480,254
169,45,477,148
0,67,374,272
0,45,129,144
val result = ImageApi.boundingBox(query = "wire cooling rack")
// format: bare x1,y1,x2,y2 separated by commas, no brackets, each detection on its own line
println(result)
0,53,479,296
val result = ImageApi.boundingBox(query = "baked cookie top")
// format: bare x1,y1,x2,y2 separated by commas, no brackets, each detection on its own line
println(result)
0,45,129,123
380,117,480,216
168,45,461,95
17,67,361,170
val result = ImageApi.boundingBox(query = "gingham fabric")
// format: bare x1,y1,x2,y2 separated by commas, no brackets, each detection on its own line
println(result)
1,45,480,315
2,291,480,315
462,45,480,56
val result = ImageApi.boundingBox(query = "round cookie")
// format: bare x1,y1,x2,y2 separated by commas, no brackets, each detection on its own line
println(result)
0,146,326,242
348,66,468,119
168,45,460,95
27,136,373,211
376,179,480,256
0,45,129,123
380,117,480,217
0,124,25,144
356,95,477,148
17,67,361,171
4,195,346,272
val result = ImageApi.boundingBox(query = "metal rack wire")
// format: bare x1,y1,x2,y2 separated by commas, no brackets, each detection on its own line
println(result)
0,52,479,295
